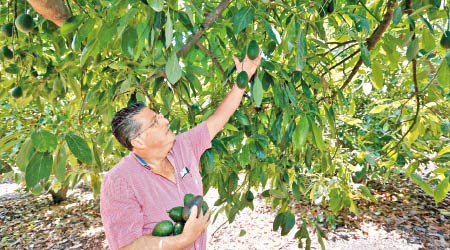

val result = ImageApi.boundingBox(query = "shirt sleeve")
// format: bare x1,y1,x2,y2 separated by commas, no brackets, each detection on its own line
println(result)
100,174,144,250
183,121,212,164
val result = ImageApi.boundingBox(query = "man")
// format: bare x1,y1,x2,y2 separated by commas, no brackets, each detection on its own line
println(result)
100,53,261,250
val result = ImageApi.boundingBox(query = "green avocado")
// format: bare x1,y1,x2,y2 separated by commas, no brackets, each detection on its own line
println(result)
247,40,259,59
245,190,254,202
326,0,335,14
173,222,184,235
2,46,13,59
202,201,209,215
182,195,203,221
236,71,249,89
440,31,450,49
184,193,195,206
152,220,174,236
1,23,13,37
167,206,184,222
11,86,23,99
15,14,33,33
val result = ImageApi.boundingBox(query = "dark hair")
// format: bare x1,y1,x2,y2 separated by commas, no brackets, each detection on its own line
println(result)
111,102,146,151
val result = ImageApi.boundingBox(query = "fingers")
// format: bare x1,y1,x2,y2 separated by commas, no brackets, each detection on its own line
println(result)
188,206,198,221
232,56,242,71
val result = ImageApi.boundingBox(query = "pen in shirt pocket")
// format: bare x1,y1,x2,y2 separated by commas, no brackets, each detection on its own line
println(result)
180,166,191,178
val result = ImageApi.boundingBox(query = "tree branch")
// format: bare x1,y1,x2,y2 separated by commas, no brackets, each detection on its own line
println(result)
196,41,225,76
322,0,397,102
144,0,230,83
168,82,196,125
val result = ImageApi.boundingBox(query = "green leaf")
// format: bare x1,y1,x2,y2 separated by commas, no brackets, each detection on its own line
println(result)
273,212,284,231
292,182,302,201
292,115,309,150
392,7,402,25
369,104,389,114
54,146,67,182
166,51,182,84
281,212,295,236
262,19,280,44
434,177,449,204
60,15,85,35
16,138,34,172
437,61,449,88
25,152,52,188
72,18,96,51
296,30,306,71
149,0,163,12
253,73,263,107
309,118,325,151
360,42,371,67
65,133,92,164
371,61,384,89
80,39,99,67
358,185,377,202
406,38,419,61
31,129,58,153
329,188,343,212
234,110,250,126
411,173,434,196
233,7,255,34
165,11,173,49
122,27,138,57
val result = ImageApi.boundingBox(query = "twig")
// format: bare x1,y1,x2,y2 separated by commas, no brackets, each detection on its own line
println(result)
196,41,225,76
168,82,196,125
358,0,382,23
384,0,419,157
211,220,228,238
142,0,230,85
319,0,398,103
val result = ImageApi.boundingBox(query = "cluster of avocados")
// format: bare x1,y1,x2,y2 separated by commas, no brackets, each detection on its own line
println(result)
152,193,209,237
236,40,259,89
1,13,34,99
319,0,335,17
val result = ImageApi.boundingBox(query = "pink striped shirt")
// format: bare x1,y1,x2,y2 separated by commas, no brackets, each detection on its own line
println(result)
100,122,212,250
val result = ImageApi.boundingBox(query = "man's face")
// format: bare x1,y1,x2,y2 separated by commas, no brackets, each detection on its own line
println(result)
132,107,176,150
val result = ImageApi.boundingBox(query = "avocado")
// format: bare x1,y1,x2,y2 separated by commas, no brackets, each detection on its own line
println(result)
236,71,249,89
1,23,13,37
440,31,450,49
127,91,137,107
15,14,33,33
247,40,259,59
182,195,203,221
347,0,358,5
11,86,23,98
326,0,335,14
2,46,13,59
202,201,209,215
184,193,195,206
267,41,277,55
167,206,184,222
152,220,174,236
173,222,184,235
245,190,254,202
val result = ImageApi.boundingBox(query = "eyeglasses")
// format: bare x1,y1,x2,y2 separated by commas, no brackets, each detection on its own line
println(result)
133,113,162,139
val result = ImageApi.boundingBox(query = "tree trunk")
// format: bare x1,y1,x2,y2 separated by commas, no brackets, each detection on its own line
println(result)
27,0,72,27
48,184,69,204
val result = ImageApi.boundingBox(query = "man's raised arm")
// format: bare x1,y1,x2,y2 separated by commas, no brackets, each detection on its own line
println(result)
206,54,261,139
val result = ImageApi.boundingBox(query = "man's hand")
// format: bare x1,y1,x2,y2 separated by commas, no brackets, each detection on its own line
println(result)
181,206,210,242
232,52,262,80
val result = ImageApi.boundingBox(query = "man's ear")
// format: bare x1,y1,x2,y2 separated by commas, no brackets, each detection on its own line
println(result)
130,137,145,150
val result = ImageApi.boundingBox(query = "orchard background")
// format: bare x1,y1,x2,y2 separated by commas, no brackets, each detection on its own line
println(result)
0,0,449,248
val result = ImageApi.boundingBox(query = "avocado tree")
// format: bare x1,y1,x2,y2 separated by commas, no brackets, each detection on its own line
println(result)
1,0,449,248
